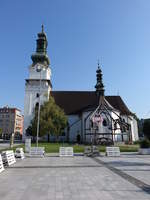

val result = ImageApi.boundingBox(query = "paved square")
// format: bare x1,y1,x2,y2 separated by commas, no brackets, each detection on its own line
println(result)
98,153,150,185
0,155,150,200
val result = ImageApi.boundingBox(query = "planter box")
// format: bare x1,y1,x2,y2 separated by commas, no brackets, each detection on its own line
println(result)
139,148,150,155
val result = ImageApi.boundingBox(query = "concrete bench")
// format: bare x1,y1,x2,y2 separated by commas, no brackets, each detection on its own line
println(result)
106,147,120,157
0,154,5,173
59,147,74,157
59,147,66,157
65,147,74,156
29,147,45,157
2,150,16,166
15,148,25,159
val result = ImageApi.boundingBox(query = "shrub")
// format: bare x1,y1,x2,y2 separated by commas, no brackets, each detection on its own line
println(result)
139,139,150,148
125,141,133,145
133,140,140,145
143,119,150,139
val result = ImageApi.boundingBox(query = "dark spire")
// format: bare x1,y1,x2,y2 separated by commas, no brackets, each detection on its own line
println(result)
95,61,105,97
42,24,44,33
31,25,50,66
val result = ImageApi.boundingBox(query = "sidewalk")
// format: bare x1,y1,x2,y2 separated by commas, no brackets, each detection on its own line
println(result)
0,155,150,200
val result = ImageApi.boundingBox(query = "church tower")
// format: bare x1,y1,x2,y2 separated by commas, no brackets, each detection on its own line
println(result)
24,25,52,137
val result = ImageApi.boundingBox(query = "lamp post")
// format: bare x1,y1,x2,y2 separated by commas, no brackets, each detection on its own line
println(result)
36,65,42,148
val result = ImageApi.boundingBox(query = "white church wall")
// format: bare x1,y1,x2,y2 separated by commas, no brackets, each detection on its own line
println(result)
129,115,139,141
111,110,122,141
47,109,139,144
82,111,92,143
121,115,139,142
98,112,112,136
116,114,139,142
24,80,51,137
119,115,129,142
49,115,81,143
68,115,81,142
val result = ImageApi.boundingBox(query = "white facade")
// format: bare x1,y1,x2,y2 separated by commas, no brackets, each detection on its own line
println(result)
68,115,82,142
47,106,139,143
24,63,52,137
128,115,139,141
66,110,139,143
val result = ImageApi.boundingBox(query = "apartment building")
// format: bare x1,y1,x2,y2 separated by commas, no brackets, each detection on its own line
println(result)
0,106,24,140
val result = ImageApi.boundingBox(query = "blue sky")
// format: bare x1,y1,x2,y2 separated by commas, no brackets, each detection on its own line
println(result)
0,0,150,118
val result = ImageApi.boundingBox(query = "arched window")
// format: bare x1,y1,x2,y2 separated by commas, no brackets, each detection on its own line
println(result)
103,119,107,127
122,118,125,123
36,93,39,98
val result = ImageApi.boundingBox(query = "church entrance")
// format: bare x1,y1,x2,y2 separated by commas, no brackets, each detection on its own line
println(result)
76,134,81,143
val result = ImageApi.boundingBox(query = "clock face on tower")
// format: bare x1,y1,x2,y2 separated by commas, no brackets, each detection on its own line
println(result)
35,63,42,72
29,62,51,80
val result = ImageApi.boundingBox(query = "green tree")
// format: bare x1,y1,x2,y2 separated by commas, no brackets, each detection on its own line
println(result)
143,119,150,140
28,96,67,141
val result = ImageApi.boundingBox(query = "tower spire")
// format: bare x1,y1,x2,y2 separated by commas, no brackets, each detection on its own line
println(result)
95,62,105,97
97,59,100,68
31,26,50,66
42,24,44,33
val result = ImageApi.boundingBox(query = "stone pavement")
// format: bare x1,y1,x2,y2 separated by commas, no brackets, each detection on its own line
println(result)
0,155,150,200
97,152,150,186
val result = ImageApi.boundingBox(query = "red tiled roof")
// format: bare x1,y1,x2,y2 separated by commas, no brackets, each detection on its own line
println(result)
51,91,132,115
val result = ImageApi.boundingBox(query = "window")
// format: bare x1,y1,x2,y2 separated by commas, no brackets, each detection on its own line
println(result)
122,119,125,123
61,132,66,136
103,119,107,127
36,93,39,98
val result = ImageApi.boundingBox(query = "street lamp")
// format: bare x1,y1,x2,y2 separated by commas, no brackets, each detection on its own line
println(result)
36,64,42,148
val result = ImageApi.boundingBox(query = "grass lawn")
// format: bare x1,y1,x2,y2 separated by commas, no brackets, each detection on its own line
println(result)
0,143,139,153
31,142,139,153
0,144,25,153
116,144,139,152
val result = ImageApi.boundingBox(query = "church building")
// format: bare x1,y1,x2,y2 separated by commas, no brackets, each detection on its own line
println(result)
24,27,139,143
